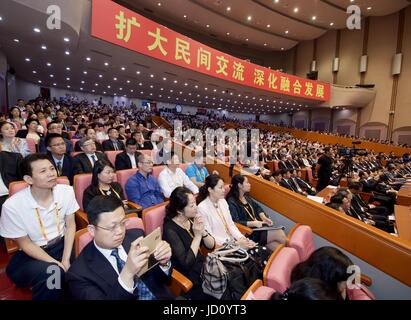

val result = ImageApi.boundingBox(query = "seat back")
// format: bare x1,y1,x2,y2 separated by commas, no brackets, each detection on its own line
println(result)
179,163,190,173
68,131,76,139
241,279,275,300
70,151,82,158
347,285,375,300
25,138,37,154
142,202,168,235
152,165,165,179
263,245,300,293
117,168,138,198
287,224,315,262
105,150,123,166
73,174,92,211
273,160,279,171
75,215,144,257
306,167,313,184
71,139,79,150
139,149,153,157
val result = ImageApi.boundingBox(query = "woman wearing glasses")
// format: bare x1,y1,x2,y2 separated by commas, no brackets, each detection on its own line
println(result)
83,159,127,212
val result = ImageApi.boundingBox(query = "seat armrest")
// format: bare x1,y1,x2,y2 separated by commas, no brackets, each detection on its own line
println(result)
236,222,253,235
75,210,89,230
169,269,193,296
361,274,373,287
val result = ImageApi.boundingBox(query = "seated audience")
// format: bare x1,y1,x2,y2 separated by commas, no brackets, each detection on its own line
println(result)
197,174,256,249
125,153,164,209
16,118,42,145
0,151,23,210
102,128,125,151
0,154,78,300
115,138,142,170
66,196,174,300
226,174,286,250
158,152,199,198
0,121,30,157
163,187,215,300
185,155,209,188
39,121,72,153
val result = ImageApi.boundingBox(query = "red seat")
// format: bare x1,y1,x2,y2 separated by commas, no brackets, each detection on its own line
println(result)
263,245,300,293
286,224,315,262
306,167,313,184
105,150,123,166
116,168,138,199
142,202,168,235
73,174,93,212
179,163,190,173
71,139,80,150
70,151,82,157
152,165,165,179
241,279,275,300
139,149,153,157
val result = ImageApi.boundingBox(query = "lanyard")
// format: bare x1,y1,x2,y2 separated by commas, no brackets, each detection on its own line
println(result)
213,202,232,237
35,204,61,241
99,186,121,200
194,165,205,182
241,198,257,221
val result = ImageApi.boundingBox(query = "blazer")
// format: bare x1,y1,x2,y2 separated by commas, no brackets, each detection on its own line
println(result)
136,141,153,150
226,195,264,226
66,229,174,300
115,151,142,171
0,151,22,188
73,152,108,175
102,139,125,151
47,153,75,185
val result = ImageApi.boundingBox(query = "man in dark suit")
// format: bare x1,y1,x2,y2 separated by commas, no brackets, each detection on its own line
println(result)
115,138,142,171
39,121,72,153
73,137,108,175
0,151,23,209
132,131,153,150
45,133,75,185
66,196,174,300
74,128,104,152
102,128,125,151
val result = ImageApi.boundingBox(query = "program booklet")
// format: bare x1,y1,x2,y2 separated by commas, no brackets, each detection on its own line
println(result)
137,227,162,277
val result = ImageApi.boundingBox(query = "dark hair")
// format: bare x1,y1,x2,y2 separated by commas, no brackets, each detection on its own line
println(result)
45,133,64,147
270,278,342,300
326,202,342,211
272,170,282,178
107,127,117,135
91,159,115,188
165,187,193,220
348,181,362,191
20,153,53,177
9,107,21,119
126,138,137,146
25,117,39,127
86,195,124,225
226,174,246,201
0,121,16,139
85,128,95,136
196,174,223,204
291,246,353,294
47,121,60,130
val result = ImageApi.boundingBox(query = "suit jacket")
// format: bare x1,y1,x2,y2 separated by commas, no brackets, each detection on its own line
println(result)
0,151,22,188
279,179,296,192
295,177,316,195
66,229,174,300
47,153,75,185
115,151,142,171
102,139,125,151
73,152,108,175
136,141,153,150
75,140,104,152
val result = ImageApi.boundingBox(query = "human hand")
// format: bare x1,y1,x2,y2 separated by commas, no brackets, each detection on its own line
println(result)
154,240,172,266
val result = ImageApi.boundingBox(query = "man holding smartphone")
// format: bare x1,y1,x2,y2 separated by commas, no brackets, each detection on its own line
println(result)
66,196,174,300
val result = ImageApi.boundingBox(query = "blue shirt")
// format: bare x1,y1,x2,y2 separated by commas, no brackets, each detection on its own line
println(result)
125,172,164,209
185,164,209,183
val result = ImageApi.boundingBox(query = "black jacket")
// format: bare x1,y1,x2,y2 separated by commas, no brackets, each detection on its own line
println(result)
66,229,174,300
47,153,76,185
73,152,108,175
0,151,22,188
115,151,142,171
102,139,125,151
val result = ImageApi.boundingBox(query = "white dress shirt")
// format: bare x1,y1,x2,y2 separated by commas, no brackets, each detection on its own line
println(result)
197,197,243,246
86,153,98,167
128,153,137,169
158,167,199,198
0,185,79,246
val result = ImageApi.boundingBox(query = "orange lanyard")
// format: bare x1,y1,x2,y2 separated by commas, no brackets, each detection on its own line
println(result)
35,205,61,241
213,203,231,237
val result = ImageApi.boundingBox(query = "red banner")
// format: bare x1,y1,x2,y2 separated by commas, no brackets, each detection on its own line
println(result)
91,0,330,102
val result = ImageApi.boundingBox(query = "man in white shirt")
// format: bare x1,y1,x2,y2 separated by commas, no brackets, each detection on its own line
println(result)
158,153,199,198
66,196,174,300
0,154,79,300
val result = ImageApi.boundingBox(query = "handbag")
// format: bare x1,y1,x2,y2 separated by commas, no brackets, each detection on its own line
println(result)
201,241,261,300
247,246,272,270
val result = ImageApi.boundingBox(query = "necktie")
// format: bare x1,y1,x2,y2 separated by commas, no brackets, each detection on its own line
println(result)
114,141,118,151
110,248,156,300
91,155,97,166
56,161,62,176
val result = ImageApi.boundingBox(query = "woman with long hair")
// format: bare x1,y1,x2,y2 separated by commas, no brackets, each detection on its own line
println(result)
226,174,286,250
163,187,215,299
8,107,25,130
82,159,127,211
196,174,256,249
0,121,30,157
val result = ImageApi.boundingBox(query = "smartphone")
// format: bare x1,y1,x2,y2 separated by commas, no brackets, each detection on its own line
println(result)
137,227,162,277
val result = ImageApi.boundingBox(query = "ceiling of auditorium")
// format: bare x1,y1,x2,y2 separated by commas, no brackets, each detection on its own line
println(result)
118,0,411,51
0,0,409,115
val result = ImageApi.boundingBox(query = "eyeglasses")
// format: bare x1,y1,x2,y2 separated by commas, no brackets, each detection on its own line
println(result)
49,125,62,130
94,219,128,233
82,142,96,147
139,161,153,165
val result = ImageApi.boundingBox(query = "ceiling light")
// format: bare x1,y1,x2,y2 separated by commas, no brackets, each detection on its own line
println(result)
66,67,70,71
174,80,178,83
121,67,126,70
104,62,109,66
95,83,98,86
38,80,42,83
113,77,117,80
86,57,91,61
294,8,299,13
264,43,267,46
330,22,334,26
247,16,252,21
99,74,103,78
150,74,154,78
184,83,188,86
81,81,85,84
127,80,130,83
63,37,70,42
41,45,47,50
367,7,372,10
50,74,54,78
53,83,57,86
267,24,271,28
285,30,289,34
227,7,231,11
194,85,198,88
103,91,106,94
33,27,40,33
274,0,279,3
67,85,70,88
13,38,19,43
83,71,87,74
46,62,51,66
130,89,134,92
66,77,70,81
25,58,31,62
136,71,140,74
245,38,249,41
32,70,37,74
206,24,210,28
92,89,95,92
119,88,122,90
281,47,284,50
0,17,2,21
183,15,187,18
157,2,161,6
312,16,316,20
65,50,70,55
107,85,110,88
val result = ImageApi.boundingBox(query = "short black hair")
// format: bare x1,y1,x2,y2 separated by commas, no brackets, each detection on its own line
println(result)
107,127,117,134
126,138,137,146
25,117,39,127
45,133,64,147
20,153,53,177
86,195,124,225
